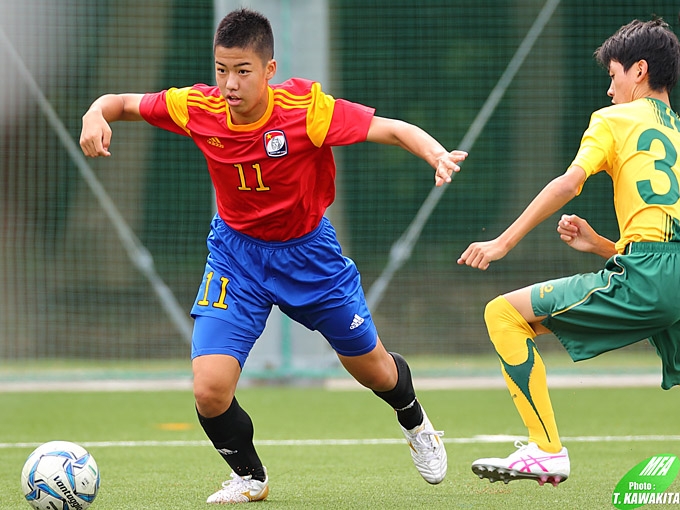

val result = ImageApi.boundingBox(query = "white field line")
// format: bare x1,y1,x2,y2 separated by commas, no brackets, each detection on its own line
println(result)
326,373,662,391
2,435,680,450
0,373,662,393
0,379,195,393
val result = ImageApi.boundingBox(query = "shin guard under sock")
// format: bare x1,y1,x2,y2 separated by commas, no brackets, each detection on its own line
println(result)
197,397,266,481
373,352,424,430
485,295,561,453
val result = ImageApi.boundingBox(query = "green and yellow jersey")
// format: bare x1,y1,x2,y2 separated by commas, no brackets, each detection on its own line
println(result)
572,97,680,253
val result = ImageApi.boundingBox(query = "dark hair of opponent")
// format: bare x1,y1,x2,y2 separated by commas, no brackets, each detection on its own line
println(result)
594,18,680,93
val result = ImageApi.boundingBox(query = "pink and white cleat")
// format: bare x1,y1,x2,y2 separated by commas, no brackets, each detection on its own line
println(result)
472,441,569,487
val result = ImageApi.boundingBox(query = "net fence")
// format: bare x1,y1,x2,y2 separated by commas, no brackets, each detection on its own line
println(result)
1,0,677,373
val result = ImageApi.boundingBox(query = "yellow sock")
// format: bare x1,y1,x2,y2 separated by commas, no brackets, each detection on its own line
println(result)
484,295,562,453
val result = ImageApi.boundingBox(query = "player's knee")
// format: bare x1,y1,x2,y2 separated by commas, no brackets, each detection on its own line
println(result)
484,295,526,348
193,382,234,417
345,350,396,390
369,350,401,390
484,296,507,328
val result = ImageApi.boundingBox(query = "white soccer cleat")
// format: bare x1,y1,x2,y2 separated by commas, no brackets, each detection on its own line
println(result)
401,411,447,484
472,441,569,487
206,468,269,504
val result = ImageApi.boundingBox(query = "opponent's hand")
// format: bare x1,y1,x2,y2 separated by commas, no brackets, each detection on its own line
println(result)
80,110,113,157
457,238,508,270
434,150,468,187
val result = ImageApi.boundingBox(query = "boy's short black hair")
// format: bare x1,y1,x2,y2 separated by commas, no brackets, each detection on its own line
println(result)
214,8,274,62
594,18,680,93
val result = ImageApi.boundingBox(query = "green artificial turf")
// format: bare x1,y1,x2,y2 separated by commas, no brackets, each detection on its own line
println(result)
1,386,679,509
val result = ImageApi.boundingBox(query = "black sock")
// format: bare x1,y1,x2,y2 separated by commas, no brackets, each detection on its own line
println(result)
196,397,266,482
373,352,424,430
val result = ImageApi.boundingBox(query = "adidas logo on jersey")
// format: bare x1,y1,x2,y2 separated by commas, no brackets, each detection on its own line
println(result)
349,314,365,330
207,136,224,148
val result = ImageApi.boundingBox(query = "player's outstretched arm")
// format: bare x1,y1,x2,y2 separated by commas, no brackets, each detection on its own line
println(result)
557,213,617,259
80,93,144,157
365,116,468,187
457,165,586,270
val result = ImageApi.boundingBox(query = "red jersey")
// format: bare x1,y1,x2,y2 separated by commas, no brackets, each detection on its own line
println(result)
139,78,375,241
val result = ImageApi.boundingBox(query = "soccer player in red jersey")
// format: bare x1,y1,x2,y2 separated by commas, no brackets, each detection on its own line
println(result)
80,8,467,504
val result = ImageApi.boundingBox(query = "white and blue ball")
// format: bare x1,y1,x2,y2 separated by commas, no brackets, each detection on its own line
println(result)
21,440,99,510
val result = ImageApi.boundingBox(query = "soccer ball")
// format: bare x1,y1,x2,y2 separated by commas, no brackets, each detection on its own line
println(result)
21,440,100,510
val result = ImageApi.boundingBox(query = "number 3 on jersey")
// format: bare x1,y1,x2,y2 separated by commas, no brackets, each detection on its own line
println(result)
636,128,679,205
196,271,229,310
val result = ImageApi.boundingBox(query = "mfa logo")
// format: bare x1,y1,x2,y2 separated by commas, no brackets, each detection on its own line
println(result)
264,130,288,157
612,454,679,509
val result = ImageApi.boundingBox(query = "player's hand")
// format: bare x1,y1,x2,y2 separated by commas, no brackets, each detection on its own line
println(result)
80,110,113,157
557,214,599,253
457,238,508,270
434,150,468,187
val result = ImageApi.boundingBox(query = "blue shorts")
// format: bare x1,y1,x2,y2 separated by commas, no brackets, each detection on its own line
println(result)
190,215,377,366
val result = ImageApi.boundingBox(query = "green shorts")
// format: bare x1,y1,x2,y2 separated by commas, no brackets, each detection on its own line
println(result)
531,242,680,390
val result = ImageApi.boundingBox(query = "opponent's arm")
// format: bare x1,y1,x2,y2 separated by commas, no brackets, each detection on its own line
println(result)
457,165,587,270
365,116,468,187
80,93,144,157
557,213,617,259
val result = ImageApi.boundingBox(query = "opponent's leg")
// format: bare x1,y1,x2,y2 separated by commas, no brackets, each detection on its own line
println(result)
338,338,447,484
487,294,560,451
193,354,269,503
471,293,569,486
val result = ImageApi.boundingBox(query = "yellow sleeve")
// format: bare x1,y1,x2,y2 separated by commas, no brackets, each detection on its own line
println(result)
570,112,614,180
165,87,191,135
306,82,336,148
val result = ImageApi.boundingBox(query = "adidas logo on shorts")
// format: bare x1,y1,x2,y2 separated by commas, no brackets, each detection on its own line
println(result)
349,314,365,330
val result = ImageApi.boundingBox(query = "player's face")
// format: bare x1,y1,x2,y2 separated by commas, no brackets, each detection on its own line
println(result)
215,45,276,125
606,60,639,105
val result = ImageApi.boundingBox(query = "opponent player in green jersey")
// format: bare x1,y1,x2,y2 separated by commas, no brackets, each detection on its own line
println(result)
458,18,680,486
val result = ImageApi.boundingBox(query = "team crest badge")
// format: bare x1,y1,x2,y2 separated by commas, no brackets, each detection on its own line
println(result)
264,130,288,157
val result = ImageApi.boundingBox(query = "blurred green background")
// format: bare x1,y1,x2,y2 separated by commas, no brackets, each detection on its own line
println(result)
1,0,677,373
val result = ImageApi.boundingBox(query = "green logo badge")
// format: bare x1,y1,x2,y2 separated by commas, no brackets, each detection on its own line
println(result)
612,454,679,509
